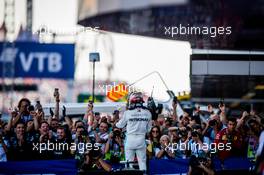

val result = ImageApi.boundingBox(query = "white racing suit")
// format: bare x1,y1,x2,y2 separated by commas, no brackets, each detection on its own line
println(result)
116,107,152,171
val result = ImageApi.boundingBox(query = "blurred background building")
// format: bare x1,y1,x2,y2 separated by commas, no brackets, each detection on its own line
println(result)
0,0,263,114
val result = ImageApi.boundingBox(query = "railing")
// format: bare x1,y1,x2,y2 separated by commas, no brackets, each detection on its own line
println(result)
0,157,256,175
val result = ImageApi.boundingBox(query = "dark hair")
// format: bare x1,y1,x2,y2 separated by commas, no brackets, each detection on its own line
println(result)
74,120,83,127
76,125,85,131
51,118,59,122
57,126,66,133
40,121,49,127
15,122,25,128
149,126,161,141
228,117,237,123
100,121,109,127
17,98,31,109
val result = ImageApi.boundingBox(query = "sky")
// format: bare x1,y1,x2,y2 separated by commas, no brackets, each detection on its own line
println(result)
0,0,191,101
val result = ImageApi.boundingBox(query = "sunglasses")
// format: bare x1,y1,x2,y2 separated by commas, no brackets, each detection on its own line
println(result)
152,130,159,133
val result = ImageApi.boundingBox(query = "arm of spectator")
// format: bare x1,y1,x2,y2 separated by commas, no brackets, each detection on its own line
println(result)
256,131,264,157
202,122,209,135
219,104,227,125
98,158,112,172
116,112,127,129
12,111,22,127
156,147,165,159
62,106,73,130
107,115,112,123
166,149,175,158
84,102,94,126
105,136,112,153
33,111,39,131
236,111,248,129
0,136,8,154
94,131,102,143
187,166,192,175
172,101,178,121
7,110,16,131
47,108,54,125
198,163,215,175
54,93,60,120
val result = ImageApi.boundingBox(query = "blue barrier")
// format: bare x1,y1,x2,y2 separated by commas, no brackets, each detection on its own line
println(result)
149,159,189,175
149,157,254,175
0,159,77,174
0,158,255,174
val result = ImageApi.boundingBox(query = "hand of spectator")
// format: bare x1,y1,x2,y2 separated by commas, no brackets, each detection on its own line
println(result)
250,110,256,116
10,109,17,118
107,115,111,123
219,104,225,113
207,104,213,114
39,134,48,142
62,105,66,118
242,111,248,119
198,162,205,169
92,120,98,130
19,106,26,115
30,111,37,117
172,100,177,110
109,132,113,139
36,111,44,120
17,134,24,145
115,136,122,146
87,101,93,112
54,90,60,102
49,108,54,117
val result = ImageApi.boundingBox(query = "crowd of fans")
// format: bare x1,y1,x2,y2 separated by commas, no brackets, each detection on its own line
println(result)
0,90,263,175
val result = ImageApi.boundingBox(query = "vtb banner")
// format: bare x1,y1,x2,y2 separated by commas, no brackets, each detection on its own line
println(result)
0,42,74,79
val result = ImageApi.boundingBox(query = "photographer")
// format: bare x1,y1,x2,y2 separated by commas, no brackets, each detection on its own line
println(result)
146,126,161,159
203,114,225,145
214,117,242,160
116,92,152,171
12,98,32,126
0,132,7,162
73,126,90,168
188,156,214,175
187,126,209,158
156,135,175,159
104,127,125,163
52,126,72,159
80,147,112,172
6,122,32,160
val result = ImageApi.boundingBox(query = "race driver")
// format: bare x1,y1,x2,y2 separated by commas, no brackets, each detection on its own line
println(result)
116,92,152,171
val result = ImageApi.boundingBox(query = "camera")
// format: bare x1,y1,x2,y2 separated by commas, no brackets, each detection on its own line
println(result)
147,97,163,120
88,148,102,160
35,101,43,112
178,130,188,138
173,96,178,104
219,99,224,107
54,88,59,97
189,155,208,168
191,131,199,137
209,119,217,126
113,130,121,138
28,105,35,112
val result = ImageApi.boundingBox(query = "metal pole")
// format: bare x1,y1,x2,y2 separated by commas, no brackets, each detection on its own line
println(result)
92,61,95,102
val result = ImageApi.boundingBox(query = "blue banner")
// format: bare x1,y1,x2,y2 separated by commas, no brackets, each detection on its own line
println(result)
148,158,253,175
0,42,74,79
0,159,77,174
